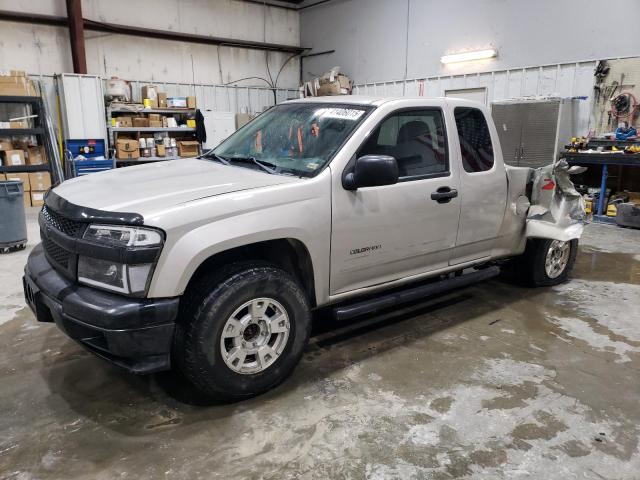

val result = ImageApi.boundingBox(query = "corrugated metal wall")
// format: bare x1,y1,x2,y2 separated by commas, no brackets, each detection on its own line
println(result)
353,60,597,135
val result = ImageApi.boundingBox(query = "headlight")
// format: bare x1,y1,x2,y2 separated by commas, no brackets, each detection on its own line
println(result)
83,224,163,247
78,224,163,296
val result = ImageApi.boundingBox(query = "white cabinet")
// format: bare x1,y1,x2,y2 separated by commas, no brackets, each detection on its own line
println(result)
202,111,236,150
57,74,107,142
491,98,576,168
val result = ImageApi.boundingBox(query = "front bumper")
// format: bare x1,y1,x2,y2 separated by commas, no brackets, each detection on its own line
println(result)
23,244,179,374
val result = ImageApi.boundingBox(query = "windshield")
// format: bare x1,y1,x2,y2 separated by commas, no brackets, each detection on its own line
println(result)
210,103,372,177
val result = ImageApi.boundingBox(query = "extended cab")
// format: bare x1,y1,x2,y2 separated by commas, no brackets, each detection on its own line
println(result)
23,97,586,400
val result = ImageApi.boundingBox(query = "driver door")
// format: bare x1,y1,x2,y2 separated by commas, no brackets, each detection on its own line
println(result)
329,108,461,296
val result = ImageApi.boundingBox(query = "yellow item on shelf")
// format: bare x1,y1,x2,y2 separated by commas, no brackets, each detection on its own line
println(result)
585,199,593,214
625,145,640,153
606,204,617,217
186,119,196,128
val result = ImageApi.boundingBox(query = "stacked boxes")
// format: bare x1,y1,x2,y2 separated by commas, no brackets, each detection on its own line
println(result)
0,71,37,96
0,139,48,167
2,171,51,207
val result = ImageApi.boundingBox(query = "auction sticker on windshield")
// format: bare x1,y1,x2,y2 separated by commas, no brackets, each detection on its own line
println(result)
318,108,366,120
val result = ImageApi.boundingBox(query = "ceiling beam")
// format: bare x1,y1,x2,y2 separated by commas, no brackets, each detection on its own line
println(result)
0,9,305,54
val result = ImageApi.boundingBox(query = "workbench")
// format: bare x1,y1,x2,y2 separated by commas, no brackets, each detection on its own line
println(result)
562,151,640,223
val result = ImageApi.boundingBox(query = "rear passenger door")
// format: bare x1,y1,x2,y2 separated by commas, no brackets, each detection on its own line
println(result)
330,108,461,295
450,106,507,264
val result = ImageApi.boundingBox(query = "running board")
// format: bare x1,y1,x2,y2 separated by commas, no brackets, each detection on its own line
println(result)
333,266,500,321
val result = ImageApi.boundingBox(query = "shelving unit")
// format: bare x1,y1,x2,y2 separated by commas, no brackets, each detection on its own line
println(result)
562,137,640,224
0,94,58,181
109,127,195,133
106,103,198,166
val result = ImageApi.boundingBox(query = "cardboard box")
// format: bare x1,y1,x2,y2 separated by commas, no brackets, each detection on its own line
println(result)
4,172,30,191
23,192,31,208
141,85,157,101
0,139,13,150
3,149,25,166
235,113,253,129
187,96,197,108
309,67,353,97
316,75,352,96
11,137,30,150
156,144,166,157
29,172,51,191
30,191,45,207
157,92,167,108
167,97,187,108
26,146,46,165
9,120,26,128
116,139,140,159
0,75,37,96
116,116,133,127
132,117,149,128
178,140,199,157
149,120,163,128
149,113,161,122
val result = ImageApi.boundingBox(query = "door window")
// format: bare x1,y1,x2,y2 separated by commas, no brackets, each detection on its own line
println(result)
454,107,494,173
358,109,448,180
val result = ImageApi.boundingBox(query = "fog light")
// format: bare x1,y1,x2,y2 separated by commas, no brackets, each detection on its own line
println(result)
78,257,154,296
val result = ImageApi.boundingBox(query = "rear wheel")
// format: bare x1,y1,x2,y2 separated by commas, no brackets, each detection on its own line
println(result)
519,238,578,286
173,262,311,401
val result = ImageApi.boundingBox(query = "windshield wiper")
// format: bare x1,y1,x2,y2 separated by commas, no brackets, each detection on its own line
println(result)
228,156,277,174
200,151,230,165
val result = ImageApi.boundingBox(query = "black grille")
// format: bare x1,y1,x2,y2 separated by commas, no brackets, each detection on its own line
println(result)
42,236,71,268
41,205,84,237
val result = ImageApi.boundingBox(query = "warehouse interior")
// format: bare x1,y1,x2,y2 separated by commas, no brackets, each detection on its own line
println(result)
1,0,639,478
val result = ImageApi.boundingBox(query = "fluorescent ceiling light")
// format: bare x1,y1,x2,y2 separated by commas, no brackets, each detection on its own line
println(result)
441,49,497,64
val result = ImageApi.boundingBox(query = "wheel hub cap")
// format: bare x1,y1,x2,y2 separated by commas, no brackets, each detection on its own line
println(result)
545,240,570,279
220,298,290,374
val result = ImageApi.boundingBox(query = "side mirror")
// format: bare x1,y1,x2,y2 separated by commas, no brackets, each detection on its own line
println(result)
343,155,399,190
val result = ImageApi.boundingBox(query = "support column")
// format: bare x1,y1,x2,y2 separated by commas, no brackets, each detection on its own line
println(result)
65,0,87,74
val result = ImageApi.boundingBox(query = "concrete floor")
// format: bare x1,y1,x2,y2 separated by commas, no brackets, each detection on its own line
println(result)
1,210,640,479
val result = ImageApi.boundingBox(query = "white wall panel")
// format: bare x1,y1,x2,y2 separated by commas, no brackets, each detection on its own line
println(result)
353,61,597,135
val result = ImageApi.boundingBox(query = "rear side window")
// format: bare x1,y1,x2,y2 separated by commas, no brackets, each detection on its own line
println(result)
454,107,494,173
358,109,448,180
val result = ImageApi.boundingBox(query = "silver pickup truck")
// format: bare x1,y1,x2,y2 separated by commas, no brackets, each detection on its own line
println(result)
23,96,586,401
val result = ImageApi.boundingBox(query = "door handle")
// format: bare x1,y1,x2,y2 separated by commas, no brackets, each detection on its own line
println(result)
431,186,458,203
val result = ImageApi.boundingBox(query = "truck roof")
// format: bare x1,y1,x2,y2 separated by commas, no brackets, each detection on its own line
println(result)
283,95,389,106
283,95,485,109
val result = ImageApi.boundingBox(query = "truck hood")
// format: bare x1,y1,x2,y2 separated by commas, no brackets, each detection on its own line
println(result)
52,158,300,217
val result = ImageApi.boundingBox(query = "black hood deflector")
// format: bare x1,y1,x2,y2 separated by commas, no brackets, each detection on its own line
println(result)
45,190,144,225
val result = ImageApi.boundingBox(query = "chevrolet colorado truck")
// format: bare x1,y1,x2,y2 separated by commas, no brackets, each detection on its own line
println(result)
23,96,586,401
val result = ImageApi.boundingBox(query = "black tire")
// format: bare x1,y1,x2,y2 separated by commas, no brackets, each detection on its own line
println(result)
518,238,578,287
173,262,311,402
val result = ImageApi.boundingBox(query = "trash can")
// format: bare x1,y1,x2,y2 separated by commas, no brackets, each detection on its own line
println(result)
0,180,28,252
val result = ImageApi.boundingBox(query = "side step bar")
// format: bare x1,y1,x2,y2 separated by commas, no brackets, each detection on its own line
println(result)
333,266,500,321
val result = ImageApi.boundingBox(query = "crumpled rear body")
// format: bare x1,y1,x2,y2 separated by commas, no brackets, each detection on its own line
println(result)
526,159,589,241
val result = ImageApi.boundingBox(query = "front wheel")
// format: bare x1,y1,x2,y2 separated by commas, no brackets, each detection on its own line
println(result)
173,262,311,402
520,238,578,287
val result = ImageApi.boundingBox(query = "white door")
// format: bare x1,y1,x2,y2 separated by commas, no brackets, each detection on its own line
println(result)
330,108,461,295
445,88,488,105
